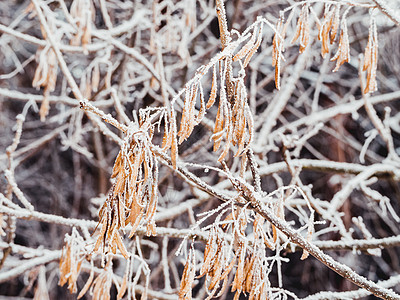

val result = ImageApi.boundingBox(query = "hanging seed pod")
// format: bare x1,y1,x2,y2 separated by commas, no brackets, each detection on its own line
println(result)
212,100,225,152
272,15,286,90
363,16,378,94
331,17,350,72
233,28,257,62
291,4,309,53
195,83,206,125
59,229,85,294
178,246,196,299
217,107,232,162
243,23,263,68
319,4,337,58
178,83,199,143
206,64,218,109
91,261,113,300
330,4,341,43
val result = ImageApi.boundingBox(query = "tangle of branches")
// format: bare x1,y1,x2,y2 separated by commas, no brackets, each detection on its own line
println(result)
1,0,400,299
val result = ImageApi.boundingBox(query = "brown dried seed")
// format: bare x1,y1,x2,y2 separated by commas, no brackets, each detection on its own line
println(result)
233,29,257,62
218,107,233,162
115,232,129,259
114,172,125,196
232,245,245,292
145,185,157,223
239,154,248,178
77,267,94,299
195,84,206,124
259,282,267,300
320,26,330,57
213,101,224,152
128,209,144,238
93,218,108,253
244,256,255,292
298,5,310,53
206,65,218,109
291,11,302,45
186,83,199,138
272,225,278,243
92,269,112,300
319,5,335,57
208,257,223,290
179,248,195,299
218,137,231,162
178,88,191,142
363,43,371,72
331,21,350,72
363,18,378,94
234,114,246,157
220,258,236,280
272,16,287,90
300,23,309,53
199,230,217,277
112,152,122,178
215,277,229,298
243,25,262,68
330,5,340,43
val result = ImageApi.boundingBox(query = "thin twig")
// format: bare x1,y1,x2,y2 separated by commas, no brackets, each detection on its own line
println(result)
372,0,400,27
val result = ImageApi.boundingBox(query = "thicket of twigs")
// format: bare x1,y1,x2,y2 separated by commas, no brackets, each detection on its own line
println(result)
1,0,400,299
